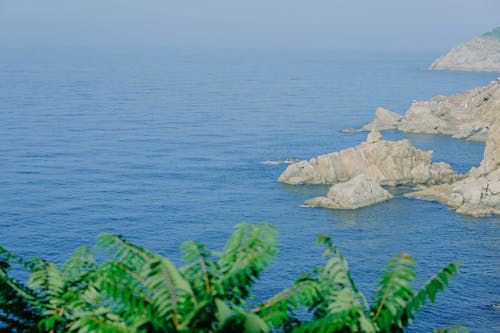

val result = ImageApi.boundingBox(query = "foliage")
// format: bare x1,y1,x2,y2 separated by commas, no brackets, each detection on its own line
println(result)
0,223,465,332
482,27,500,40
268,235,463,333
0,247,41,332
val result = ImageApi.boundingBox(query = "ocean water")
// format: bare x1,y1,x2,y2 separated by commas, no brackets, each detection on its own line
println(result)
0,47,499,332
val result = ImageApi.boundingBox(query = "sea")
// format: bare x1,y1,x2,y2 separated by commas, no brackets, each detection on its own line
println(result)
0,47,499,332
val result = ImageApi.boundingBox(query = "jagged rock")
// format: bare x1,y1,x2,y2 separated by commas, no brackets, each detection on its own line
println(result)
429,27,500,73
397,80,500,141
305,174,392,209
407,169,500,217
361,107,402,131
406,117,500,216
278,131,458,186
405,184,453,204
479,116,500,173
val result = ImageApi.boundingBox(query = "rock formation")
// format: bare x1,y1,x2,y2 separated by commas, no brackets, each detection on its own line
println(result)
278,130,458,186
429,27,500,73
398,80,499,141
304,174,392,209
406,117,500,216
355,78,500,216
361,107,402,131
361,79,500,141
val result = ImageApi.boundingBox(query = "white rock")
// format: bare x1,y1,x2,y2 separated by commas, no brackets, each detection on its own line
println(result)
367,130,383,143
361,107,402,131
278,136,458,186
397,80,500,141
406,117,500,216
304,174,392,209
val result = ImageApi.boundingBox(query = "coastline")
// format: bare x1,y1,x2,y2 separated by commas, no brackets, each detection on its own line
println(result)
280,80,500,216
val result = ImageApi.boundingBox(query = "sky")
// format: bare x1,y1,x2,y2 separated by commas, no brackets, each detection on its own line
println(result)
0,0,499,51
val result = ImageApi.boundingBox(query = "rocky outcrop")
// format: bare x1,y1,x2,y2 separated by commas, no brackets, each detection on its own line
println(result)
406,117,500,216
406,170,500,217
361,107,402,131
398,80,499,141
429,27,500,73
356,78,500,216
278,130,459,186
361,80,500,141
480,115,500,173
305,174,392,209
283,51,500,214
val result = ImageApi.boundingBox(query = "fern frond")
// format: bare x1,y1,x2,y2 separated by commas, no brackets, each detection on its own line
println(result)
318,235,370,311
289,235,377,332
96,233,152,269
397,261,460,329
61,245,96,281
28,260,66,301
67,307,138,333
215,299,270,333
94,261,153,313
371,253,417,330
252,277,321,329
0,262,41,332
0,245,38,273
217,223,278,303
181,241,214,295
142,254,195,330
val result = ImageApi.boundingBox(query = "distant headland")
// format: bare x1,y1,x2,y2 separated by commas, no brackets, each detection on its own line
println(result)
429,27,500,73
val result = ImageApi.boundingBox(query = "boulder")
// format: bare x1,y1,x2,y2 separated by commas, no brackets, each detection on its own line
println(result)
278,131,458,186
366,129,383,143
305,174,392,209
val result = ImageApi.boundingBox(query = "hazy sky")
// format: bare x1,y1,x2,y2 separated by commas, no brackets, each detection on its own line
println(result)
1,0,499,51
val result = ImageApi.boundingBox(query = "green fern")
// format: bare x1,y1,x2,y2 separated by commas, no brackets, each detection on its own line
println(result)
290,235,376,333
0,223,464,333
284,235,461,333
252,277,320,329
371,253,418,331
395,261,460,330
217,223,278,304
0,247,41,332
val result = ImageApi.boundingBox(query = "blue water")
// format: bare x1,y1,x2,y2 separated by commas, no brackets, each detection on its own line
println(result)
1,47,499,332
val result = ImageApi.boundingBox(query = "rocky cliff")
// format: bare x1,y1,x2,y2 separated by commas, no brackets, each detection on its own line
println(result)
359,78,500,216
406,117,500,216
429,27,500,73
362,79,500,141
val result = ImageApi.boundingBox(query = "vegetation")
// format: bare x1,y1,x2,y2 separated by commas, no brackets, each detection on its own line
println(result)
1,223,467,332
482,27,500,40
